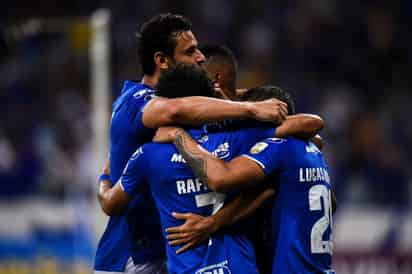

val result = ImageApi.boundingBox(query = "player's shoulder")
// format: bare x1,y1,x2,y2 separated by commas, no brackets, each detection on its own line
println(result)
127,143,172,166
128,82,154,104
249,136,296,155
140,142,175,155
115,81,154,104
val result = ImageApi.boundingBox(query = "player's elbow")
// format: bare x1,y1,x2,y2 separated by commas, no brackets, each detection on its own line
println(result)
206,172,221,192
97,194,119,216
207,174,232,193
143,98,182,128
210,183,230,193
302,114,324,138
162,100,183,124
102,203,122,216
311,114,324,132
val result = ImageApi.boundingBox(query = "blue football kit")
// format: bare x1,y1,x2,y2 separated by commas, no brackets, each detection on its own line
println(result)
94,81,164,272
120,127,276,274
244,137,334,274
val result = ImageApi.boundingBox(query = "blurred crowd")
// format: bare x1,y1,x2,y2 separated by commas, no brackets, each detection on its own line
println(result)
1,0,411,208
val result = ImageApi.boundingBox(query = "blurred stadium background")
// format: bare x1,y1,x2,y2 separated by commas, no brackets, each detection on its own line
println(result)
1,0,411,273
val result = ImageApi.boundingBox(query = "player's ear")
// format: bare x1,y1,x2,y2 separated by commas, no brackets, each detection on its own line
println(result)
154,52,170,70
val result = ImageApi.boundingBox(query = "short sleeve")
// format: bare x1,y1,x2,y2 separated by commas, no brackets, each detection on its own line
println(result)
242,138,287,176
119,146,148,197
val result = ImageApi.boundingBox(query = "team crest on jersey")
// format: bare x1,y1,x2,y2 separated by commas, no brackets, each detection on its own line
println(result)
195,260,231,274
250,142,268,154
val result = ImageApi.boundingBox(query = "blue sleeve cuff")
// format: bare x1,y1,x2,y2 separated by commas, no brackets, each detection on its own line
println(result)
98,174,112,185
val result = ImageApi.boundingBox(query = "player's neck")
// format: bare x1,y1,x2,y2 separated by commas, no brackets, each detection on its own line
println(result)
141,73,159,89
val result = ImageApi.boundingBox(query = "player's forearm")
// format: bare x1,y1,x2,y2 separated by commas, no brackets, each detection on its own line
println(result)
173,130,259,192
211,187,275,230
171,97,258,125
98,180,125,216
143,96,256,128
275,114,324,139
173,130,233,192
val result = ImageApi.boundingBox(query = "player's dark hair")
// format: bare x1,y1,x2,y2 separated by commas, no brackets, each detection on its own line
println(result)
200,45,238,93
136,13,192,75
241,85,296,115
156,63,214,98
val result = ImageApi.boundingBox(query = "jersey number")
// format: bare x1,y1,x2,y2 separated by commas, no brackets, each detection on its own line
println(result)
195,192,226,214
309,184,333,254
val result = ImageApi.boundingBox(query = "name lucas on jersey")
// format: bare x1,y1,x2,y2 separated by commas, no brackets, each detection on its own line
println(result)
299,167,330,184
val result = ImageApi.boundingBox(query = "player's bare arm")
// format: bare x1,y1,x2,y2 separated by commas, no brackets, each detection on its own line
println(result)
142,96,288,128
153,112,325,191
276,114,324,139
97,160,131,216
165,186,275,254
157,128,266,192
98,179,131,216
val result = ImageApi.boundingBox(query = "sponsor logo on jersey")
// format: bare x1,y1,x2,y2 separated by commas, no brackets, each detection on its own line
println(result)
211,142,230,159
250,142,269,154
171,142,230,163
195,260,231,274
171,153,186,163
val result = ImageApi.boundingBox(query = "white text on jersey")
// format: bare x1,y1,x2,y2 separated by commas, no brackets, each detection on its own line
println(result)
176,178,208,195
299,167,330,184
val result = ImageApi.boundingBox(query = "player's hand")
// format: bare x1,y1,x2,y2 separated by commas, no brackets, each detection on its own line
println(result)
153,127,184,143
165,212,217,254
213,81,230,100
311,134,323,150
250,98,288,125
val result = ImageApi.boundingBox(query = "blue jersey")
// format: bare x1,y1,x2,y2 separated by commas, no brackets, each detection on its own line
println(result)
120,127,275,274
244,138,334,274
94,81,164,271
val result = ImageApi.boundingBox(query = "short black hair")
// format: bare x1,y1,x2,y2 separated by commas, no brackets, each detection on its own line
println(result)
156,63,214,98
241,85,296,114
136,13,192,75
200,45,237,92
201,45,237,62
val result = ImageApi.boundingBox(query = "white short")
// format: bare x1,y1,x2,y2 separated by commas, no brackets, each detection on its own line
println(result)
94,257,167,274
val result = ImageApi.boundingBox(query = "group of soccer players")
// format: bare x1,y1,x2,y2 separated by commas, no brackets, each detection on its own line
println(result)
93,13,334,274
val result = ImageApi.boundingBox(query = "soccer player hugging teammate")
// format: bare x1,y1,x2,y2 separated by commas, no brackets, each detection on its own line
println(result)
95,13,290,274
98,64,325,274
157,87,335,273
